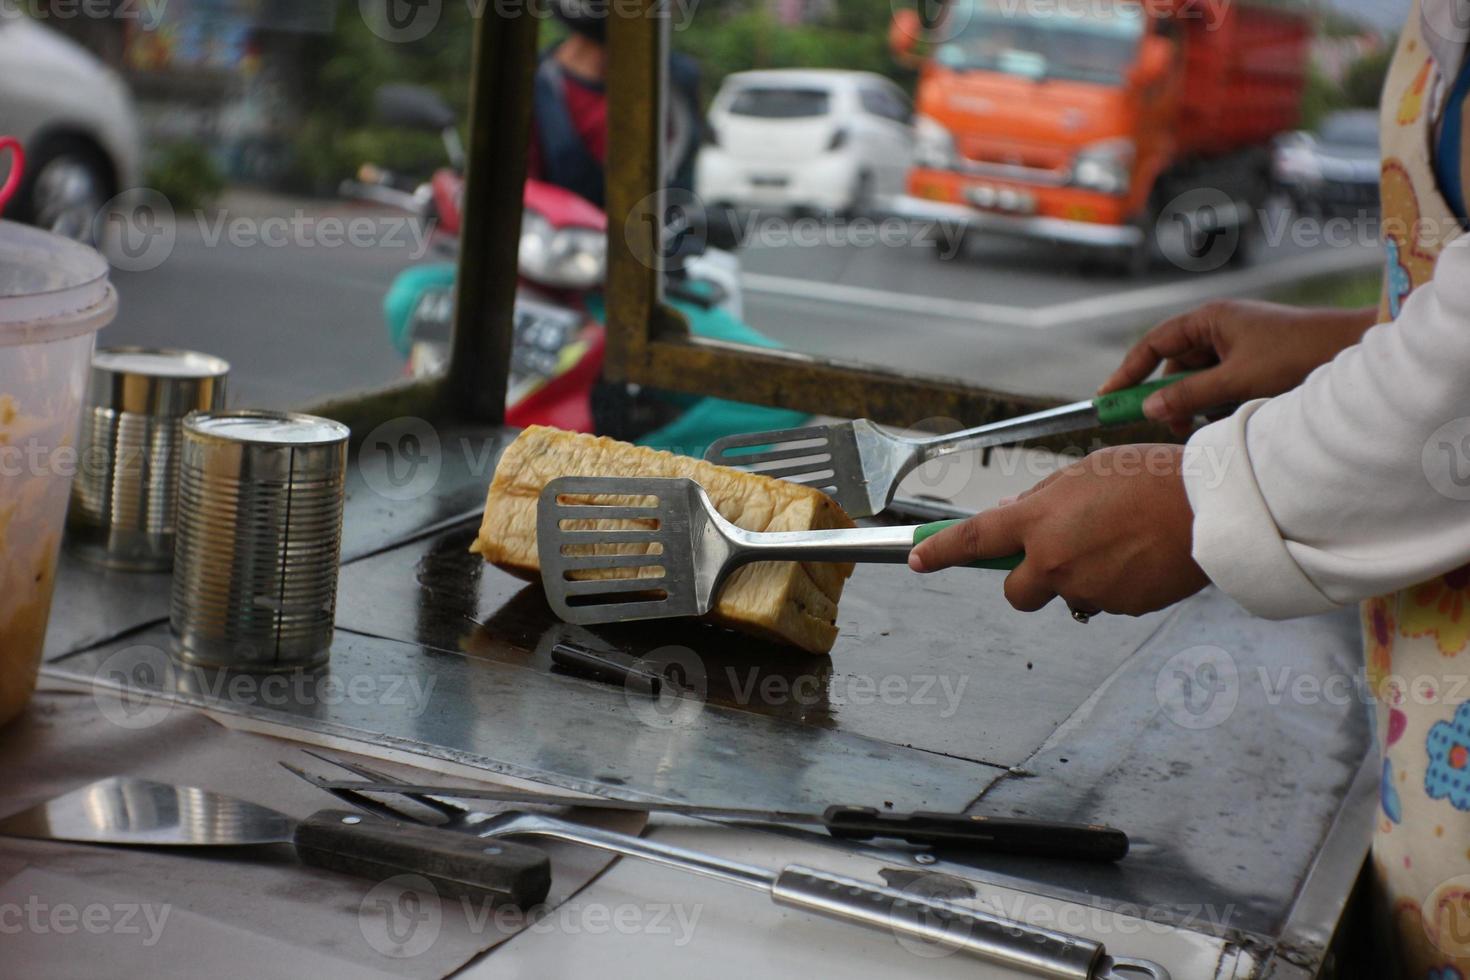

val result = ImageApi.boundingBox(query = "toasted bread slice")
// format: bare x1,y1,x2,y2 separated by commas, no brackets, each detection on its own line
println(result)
472,426,855,654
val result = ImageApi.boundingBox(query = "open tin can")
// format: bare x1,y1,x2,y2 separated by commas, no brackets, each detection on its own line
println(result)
170,410,350,671
68,347,230,571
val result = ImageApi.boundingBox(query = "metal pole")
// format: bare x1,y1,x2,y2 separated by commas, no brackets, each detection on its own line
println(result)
445,6,540,423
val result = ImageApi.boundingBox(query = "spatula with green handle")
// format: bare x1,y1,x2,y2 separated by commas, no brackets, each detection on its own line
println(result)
704,373,1195,519
537,477,1021,626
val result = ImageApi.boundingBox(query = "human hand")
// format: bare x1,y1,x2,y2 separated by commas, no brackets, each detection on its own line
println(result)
908,445,1208,618
1098,300,1377,436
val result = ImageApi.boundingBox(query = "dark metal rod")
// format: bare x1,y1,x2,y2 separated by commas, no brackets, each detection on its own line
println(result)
446,7,540,423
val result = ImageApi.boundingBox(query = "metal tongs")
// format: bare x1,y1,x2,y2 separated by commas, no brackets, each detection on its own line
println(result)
287,752,1168,980
705,374,1194,518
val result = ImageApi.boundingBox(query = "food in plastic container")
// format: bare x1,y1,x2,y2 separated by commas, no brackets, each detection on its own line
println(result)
0,220,117,726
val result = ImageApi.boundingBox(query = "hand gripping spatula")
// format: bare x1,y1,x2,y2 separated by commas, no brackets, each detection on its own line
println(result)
0,777,551,907
537,476,1020,626
704,375,1192,518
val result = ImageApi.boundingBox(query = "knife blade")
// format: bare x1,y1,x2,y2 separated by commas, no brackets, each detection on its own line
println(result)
312,779,1130,862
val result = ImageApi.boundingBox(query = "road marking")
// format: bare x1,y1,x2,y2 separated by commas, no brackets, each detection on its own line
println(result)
742,246,1380,331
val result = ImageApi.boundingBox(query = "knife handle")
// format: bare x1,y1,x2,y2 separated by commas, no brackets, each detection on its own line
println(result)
821,807,1129,863
293,809,552,906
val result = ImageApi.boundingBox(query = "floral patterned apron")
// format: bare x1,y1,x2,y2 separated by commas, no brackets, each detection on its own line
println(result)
1367,5,1470,975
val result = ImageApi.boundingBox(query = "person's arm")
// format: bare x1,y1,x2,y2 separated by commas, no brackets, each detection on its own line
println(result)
1186,236,1470,618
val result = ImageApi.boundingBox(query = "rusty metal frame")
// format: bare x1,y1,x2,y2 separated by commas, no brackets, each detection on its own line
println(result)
601,0,1157,441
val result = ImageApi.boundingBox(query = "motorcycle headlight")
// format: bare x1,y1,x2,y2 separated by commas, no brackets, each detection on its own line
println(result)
1072,139,1135,196
519,210,608,289
915,115,958,171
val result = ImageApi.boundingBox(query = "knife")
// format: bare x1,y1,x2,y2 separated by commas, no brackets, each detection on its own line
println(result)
313,778,1130,862
0,777,552,906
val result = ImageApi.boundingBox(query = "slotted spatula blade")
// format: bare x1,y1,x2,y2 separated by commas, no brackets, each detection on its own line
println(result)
703,422,881,515
536,475,713,625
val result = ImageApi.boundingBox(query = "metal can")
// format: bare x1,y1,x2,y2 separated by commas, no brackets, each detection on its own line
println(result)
67,347,230,571
171,410,350,671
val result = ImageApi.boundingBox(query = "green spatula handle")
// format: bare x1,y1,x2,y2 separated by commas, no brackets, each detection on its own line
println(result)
1092,372,1198,427
913,521,1023,571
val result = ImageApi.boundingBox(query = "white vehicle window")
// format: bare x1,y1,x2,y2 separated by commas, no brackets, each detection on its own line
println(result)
727,87,832,119
860,87,911,125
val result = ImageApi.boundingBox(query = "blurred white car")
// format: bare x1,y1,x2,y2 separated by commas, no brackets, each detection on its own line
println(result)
0,11,141,240
697,70,914,215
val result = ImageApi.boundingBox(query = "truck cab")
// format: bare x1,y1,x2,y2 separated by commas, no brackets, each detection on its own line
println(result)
892,0,1308,274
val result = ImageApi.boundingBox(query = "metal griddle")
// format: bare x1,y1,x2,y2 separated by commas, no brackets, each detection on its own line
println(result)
42,424,1375,968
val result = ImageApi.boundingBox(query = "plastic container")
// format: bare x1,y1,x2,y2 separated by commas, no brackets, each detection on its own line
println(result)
0,220,117,727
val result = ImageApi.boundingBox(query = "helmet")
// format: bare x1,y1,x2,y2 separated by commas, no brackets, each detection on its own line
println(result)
552,0,607,42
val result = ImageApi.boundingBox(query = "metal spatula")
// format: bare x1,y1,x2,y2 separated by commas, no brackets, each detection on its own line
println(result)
536,476,1021,626
0,777,551,906
705,374,1192,517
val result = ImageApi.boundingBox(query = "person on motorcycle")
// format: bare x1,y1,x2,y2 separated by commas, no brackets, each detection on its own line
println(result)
530,0,702,206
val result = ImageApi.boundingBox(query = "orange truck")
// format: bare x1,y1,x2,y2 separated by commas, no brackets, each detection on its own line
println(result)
890,0,1311,273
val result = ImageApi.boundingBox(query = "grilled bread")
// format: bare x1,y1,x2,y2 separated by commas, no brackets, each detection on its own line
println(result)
472,426,855,654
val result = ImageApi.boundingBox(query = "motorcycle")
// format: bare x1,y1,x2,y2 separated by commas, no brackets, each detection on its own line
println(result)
344,84,806,458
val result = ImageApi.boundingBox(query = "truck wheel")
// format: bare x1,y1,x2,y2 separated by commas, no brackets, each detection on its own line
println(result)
932,226,970,262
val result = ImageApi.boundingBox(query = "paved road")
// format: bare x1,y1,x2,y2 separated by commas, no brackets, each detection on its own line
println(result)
102,193,427,409
738,203,1379,398
99,192,1379,410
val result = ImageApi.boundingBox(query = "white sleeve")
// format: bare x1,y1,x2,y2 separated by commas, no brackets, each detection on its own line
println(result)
1182,235,1470,620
